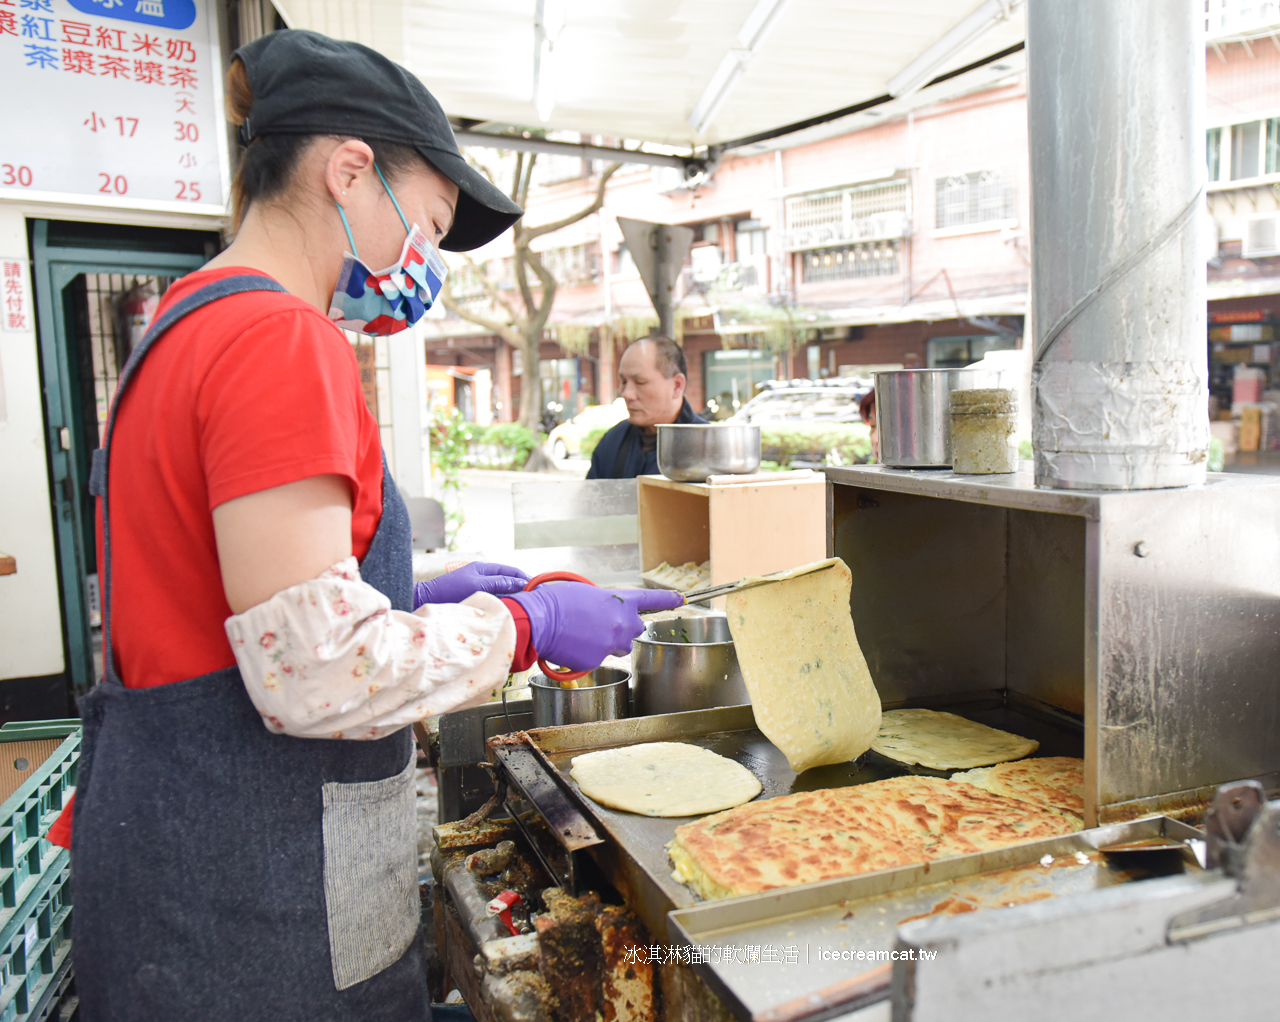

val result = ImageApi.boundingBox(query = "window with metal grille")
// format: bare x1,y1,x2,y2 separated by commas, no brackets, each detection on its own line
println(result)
934,171,1016,230
784,181,909,251
801,241,899,283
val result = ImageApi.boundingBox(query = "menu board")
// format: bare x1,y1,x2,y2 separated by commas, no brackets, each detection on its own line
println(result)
0,0,227,212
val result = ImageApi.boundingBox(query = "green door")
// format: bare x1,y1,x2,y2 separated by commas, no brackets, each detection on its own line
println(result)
30,220,216,696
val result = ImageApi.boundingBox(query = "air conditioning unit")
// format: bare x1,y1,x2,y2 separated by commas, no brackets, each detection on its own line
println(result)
1242,212,1280,258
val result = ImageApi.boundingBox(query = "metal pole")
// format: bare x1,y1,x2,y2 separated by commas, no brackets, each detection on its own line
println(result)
1027,0,1208,490
654,225,674,338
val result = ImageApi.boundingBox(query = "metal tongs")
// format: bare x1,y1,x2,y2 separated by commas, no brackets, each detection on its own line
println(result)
675,557,839,607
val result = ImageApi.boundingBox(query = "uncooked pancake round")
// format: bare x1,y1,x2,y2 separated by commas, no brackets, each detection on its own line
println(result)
871,708,1039,770
570,742,762,817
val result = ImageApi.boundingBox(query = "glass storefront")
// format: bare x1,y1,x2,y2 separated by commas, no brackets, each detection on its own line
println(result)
702,347,778,418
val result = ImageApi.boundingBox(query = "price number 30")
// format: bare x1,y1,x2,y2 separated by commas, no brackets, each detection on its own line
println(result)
2,164,34,187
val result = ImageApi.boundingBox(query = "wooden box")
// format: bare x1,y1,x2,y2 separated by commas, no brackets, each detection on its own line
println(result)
636,472,827,592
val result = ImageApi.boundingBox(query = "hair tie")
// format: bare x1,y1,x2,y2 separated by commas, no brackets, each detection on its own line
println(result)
237,118,253,147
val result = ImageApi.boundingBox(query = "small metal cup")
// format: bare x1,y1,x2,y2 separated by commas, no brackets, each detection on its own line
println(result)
526,666,632,728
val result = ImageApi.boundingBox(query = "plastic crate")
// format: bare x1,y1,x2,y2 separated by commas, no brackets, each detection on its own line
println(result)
0,853,71,1022
0,724,79,944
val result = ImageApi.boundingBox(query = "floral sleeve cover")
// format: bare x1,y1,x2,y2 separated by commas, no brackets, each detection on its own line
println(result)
224,557,517,739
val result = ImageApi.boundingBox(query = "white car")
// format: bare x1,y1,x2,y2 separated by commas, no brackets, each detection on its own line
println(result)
547,398,629,459
731,378,871,424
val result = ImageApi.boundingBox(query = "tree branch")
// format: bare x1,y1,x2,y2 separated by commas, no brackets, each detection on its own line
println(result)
440,277,521,346
518,152,537,209
510,152,524,205
512,245,537,322
522,162,622,241
460,254,523,326
524,247,557,336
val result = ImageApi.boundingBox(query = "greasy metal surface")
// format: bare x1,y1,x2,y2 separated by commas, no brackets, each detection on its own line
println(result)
873,368,1003,468
830,483,1010,703
824,464,1102,519
1092,483,1280,804
491,741,604,894
521,701,1082,940
827,465,1280,823
1168,798,1280,943
669,817,1201,1022
1005,508,1087,717
1027,0,1208,491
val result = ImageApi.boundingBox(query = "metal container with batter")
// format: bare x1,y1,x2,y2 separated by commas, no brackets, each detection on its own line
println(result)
875,367,1003,467
632,615,749,716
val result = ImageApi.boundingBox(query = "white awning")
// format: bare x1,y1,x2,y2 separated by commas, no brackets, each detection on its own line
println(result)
272,0,1026,151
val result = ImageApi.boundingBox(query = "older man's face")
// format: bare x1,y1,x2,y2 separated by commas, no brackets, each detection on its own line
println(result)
619,342,686,429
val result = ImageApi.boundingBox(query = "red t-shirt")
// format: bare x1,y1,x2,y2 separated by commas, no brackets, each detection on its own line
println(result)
100,266,384,689
50,268,384,849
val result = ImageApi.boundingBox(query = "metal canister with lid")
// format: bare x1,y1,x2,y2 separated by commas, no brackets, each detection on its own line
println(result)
949,387,1019,474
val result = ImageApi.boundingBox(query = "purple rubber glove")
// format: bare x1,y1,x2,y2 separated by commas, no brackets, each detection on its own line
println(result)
413,562,530,609
507,584,685,672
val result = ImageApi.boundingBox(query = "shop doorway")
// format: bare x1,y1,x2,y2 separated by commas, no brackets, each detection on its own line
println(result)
30,220,218,699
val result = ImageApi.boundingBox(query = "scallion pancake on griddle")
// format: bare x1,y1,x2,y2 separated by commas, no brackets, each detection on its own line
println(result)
871,708,1039,770
668,774,1080,901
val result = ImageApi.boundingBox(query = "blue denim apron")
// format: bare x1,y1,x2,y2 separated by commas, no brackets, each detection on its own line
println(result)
73,276,430,1021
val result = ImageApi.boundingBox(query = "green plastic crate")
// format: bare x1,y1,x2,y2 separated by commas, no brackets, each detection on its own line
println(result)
0,853,72,1022
0,724,79,943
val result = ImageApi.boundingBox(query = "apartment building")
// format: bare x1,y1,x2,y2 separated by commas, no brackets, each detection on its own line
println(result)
426,2,1280,424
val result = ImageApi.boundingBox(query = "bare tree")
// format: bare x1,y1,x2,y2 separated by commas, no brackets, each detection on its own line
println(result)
442,151,621,433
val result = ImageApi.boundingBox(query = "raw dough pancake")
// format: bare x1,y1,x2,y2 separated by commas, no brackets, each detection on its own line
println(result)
951,757,1084,818
571,742,762,817
668,774,1079,901
727,558,880,773
871,708,1039,770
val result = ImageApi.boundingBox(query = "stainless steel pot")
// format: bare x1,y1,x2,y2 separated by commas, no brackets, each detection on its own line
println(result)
656,424,761,482
875,367,1004,467
633,616,749,716
525,666,631,728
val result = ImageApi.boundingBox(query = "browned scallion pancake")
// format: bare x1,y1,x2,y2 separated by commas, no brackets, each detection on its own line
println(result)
950,756,1084,819
668,774,1080,901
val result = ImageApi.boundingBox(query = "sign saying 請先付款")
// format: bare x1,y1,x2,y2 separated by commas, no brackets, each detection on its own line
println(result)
0,0,227,212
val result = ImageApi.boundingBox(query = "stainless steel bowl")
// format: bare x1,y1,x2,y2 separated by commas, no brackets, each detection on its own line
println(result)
875,368,1004,468
633,616,749,716
527,666,631,728
656,424,761,482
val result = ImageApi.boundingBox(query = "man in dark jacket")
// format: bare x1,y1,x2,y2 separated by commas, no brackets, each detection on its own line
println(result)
587,336,707,479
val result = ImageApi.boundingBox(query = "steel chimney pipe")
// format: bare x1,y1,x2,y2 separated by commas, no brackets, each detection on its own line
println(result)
1027,0,1209,490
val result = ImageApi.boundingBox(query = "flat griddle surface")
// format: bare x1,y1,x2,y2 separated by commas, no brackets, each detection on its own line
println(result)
532,699,1083,915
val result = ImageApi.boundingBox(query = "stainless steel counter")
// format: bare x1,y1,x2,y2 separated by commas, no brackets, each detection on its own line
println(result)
824,465,1280,824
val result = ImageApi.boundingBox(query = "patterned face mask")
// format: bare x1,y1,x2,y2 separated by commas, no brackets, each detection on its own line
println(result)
327,164,449,336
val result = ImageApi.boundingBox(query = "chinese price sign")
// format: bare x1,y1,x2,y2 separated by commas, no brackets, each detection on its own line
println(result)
0,0,225,210
2,257,31,332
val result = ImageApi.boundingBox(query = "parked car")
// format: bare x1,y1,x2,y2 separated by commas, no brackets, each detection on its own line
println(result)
547,398,629,459
730,378,872,424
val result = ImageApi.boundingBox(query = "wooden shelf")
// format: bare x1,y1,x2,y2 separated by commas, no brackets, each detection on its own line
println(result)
636,474,827,599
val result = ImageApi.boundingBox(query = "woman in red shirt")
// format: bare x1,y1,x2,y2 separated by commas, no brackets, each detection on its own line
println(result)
65,30,679,1022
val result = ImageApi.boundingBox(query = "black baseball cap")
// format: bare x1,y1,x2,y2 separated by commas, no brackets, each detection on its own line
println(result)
232,29,523,252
